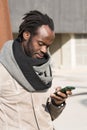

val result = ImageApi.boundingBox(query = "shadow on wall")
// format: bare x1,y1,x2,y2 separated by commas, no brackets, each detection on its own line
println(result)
49,33,71,55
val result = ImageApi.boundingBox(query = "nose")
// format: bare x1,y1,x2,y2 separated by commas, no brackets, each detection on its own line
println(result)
40,45,47,53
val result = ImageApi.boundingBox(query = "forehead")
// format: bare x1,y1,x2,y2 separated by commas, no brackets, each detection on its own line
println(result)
35,25,55,40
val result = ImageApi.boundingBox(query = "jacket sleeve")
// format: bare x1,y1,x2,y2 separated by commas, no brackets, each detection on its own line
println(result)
46,98,66,121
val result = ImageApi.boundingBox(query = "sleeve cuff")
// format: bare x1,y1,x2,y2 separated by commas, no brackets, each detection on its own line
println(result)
51,99,66,108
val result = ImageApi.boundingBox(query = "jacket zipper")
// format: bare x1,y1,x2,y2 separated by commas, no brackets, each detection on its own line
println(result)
31,93,40,130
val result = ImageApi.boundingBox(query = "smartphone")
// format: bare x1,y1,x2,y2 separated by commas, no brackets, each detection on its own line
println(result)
60,86,75,93
54,86,75,95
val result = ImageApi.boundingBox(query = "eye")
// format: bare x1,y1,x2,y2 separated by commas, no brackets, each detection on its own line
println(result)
38,41,43,46
38,41,49,48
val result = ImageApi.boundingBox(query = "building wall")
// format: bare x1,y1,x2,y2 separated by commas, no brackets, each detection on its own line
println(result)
50,34,87,71
8,0,87,33
75,34,87,66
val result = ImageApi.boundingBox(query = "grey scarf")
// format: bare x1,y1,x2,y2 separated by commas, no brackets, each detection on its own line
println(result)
0,40,52,92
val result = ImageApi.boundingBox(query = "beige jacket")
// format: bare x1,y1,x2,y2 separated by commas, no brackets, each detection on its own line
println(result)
0,63,65,130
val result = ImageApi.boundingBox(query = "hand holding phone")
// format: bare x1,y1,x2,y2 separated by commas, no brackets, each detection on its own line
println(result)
51,86,75,106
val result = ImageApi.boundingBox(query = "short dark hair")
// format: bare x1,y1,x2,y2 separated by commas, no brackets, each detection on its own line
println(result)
18,10,54,39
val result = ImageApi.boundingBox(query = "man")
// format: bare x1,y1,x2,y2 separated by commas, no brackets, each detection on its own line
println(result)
0,10,72,130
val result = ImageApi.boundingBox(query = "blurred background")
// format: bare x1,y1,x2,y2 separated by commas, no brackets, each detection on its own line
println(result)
0,0,87,129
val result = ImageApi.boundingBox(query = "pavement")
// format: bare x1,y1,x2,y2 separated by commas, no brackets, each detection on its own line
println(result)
52,68,87,130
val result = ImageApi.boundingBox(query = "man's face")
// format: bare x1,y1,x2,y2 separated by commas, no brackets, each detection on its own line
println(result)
22,25,55,59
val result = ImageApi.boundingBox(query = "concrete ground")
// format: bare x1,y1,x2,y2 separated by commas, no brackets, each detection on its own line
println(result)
52,69,87,130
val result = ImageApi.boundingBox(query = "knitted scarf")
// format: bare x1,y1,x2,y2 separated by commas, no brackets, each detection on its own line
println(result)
0,39,52,91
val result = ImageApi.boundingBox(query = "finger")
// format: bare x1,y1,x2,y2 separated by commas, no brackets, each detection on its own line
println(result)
51,95,66,105
66,91,72,95
57,91,68,98
50,93,64,101
55,87,61,91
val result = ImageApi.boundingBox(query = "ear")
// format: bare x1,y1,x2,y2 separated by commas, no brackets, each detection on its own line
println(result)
23,31,30,41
